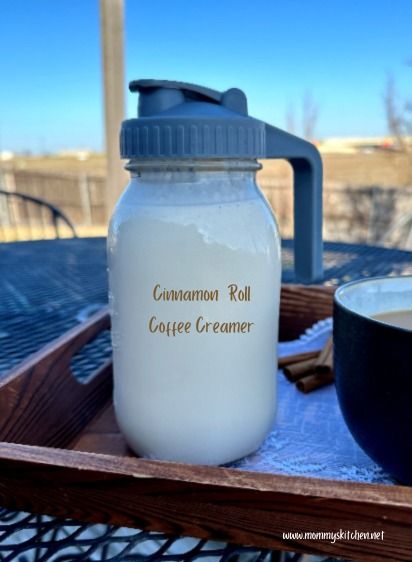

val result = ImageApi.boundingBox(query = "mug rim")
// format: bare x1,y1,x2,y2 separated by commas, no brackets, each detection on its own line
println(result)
334,274,412,334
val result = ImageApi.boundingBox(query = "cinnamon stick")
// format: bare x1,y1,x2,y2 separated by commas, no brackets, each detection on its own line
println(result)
315,336,334,375
295,336,334,392
283,358,317,382
296,370,334,393
315,336,333,367
316,351,333,375
280,336,335,392
278,350,320,369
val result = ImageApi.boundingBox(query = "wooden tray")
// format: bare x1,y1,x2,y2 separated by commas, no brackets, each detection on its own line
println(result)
0,284,411,562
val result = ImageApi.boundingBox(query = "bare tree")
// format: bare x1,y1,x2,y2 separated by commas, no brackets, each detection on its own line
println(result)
285,103,296,134
382,66,412,248
301,91,319,141
384,74,407,151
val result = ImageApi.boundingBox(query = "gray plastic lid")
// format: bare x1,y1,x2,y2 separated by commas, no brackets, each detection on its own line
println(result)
120,79,265,159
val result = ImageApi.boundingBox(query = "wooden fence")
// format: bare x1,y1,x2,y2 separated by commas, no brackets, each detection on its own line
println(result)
1,168,412,249
0,169,106,227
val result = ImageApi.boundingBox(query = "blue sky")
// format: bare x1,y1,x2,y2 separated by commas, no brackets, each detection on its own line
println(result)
0,0,411,152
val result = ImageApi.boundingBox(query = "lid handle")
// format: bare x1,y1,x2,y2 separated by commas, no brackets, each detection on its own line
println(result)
129,79,248,116
265,124,323,283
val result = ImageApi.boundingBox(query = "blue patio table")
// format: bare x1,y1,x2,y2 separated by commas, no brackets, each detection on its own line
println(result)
0,237,411,561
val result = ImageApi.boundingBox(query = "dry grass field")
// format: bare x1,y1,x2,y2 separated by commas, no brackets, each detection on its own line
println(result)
7,153,107,176
6,150,412,187
260,151,412,187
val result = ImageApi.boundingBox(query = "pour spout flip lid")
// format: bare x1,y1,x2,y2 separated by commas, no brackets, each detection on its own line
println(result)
130,79,249,117
120,79,323,283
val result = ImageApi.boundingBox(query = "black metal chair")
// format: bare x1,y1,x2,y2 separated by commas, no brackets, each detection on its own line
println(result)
0,189,77,241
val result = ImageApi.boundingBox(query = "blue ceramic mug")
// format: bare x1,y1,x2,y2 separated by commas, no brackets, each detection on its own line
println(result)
334,275,412,484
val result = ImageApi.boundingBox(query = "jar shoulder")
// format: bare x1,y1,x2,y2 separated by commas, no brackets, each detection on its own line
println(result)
111,180,277,223
109,179,280,256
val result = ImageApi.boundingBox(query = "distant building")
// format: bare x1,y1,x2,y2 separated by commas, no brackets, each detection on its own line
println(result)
318,136,412,154
56,149,92,161
0,151,15,161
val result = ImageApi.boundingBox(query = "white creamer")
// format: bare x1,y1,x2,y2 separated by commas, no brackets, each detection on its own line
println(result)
108,161,281,464
108,79,323,465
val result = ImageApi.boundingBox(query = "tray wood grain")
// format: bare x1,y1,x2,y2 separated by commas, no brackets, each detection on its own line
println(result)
1,284,411,562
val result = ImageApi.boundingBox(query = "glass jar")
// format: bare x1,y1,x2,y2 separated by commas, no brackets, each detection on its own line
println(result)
108,158,281,465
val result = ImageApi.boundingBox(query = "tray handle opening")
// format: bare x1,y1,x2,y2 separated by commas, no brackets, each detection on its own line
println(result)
0,308,113,448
